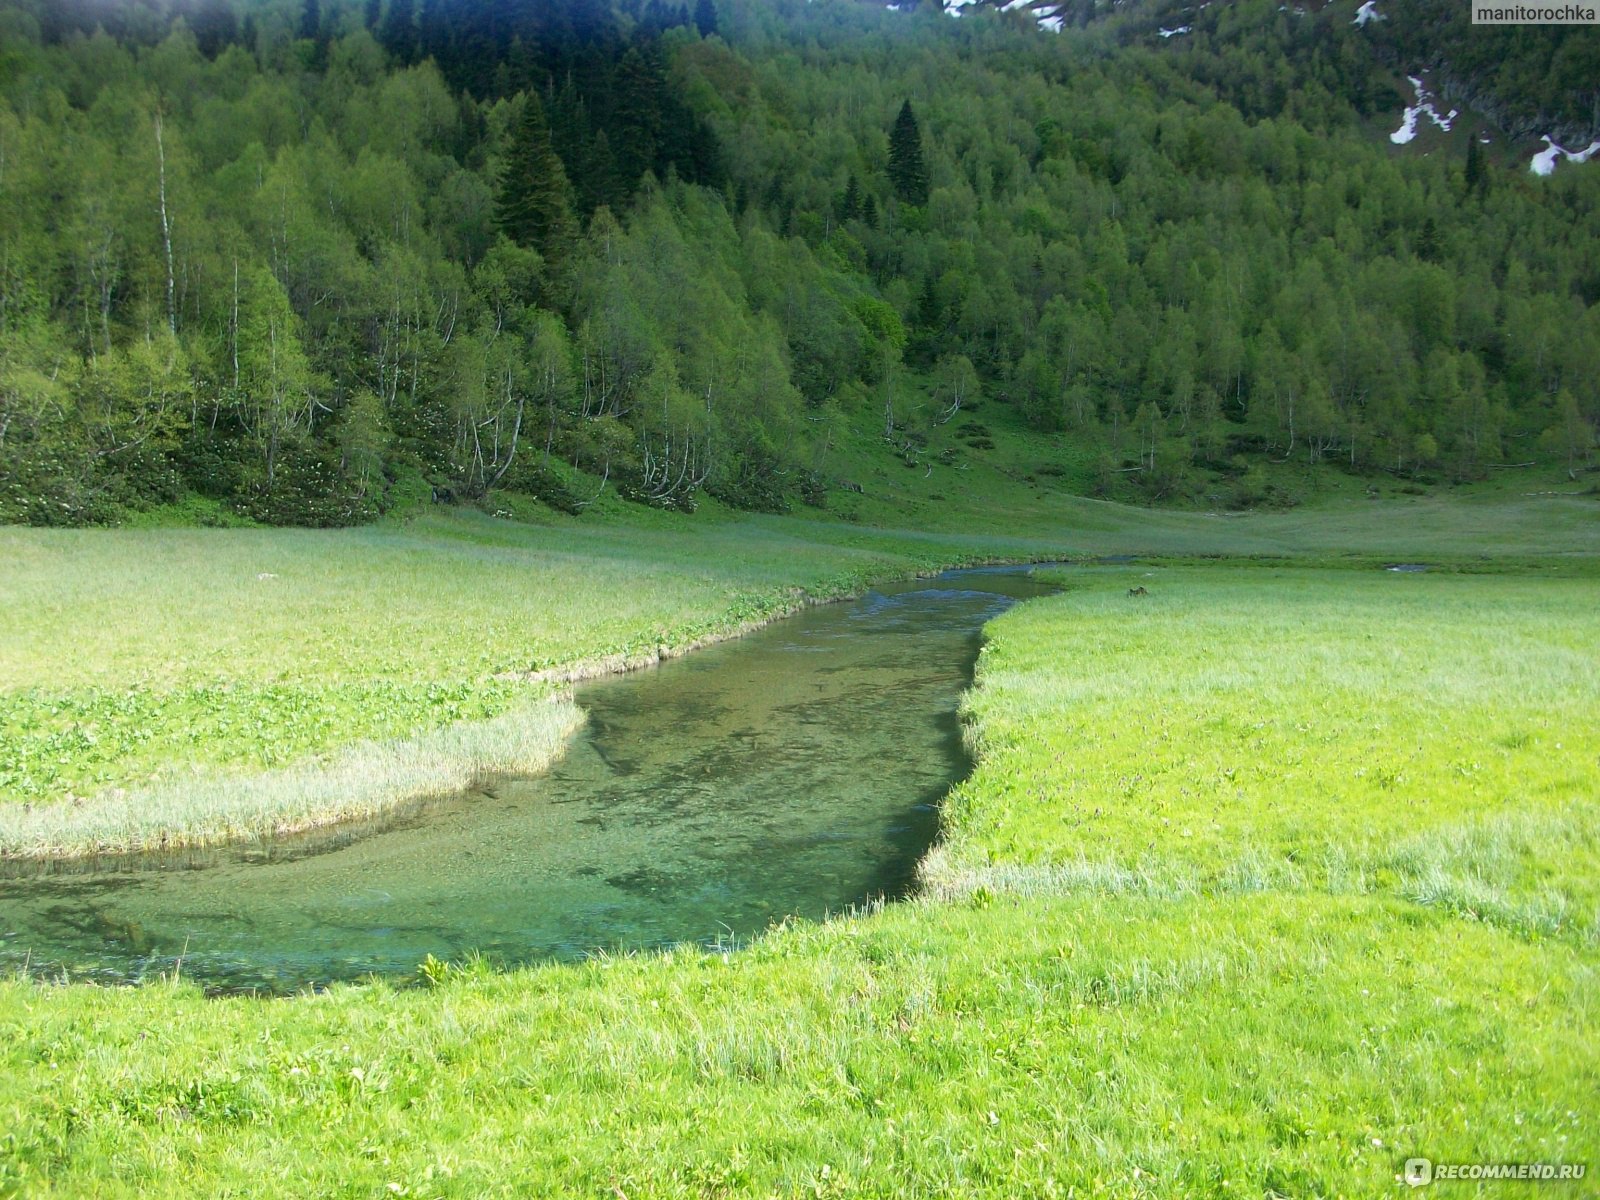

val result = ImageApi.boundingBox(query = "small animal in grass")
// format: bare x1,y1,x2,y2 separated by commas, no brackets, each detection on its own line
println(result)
1127,585,1149,598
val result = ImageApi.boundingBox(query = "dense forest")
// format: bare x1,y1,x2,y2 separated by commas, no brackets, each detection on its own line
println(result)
0,0,1596,525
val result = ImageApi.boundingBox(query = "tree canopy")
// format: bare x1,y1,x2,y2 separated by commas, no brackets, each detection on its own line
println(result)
0,0,1595,525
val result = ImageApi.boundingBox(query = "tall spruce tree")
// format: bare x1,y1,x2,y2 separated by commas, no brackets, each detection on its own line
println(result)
1465,138,1488,196
612,47,666,193
380,0,417,64
496,92,578,267
694,0,718,37
888,100,930,205
840,174,862,221
192,0,237,57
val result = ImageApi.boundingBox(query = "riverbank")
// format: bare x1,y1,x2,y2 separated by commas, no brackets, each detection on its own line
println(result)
6,481,1594,858
0,698,588,860
2,543,1596,1195
0,511,1045,858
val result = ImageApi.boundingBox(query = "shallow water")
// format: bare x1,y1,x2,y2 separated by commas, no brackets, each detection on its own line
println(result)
0,567,1054,993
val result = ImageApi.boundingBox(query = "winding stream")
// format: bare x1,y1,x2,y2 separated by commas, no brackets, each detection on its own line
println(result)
0,567,1053,992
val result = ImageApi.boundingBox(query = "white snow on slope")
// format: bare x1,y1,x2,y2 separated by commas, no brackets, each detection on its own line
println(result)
1391,75,1457,145
1531,135,1600,176
938,0,1064,31
1353,0,1379,24
1159,23,1192,36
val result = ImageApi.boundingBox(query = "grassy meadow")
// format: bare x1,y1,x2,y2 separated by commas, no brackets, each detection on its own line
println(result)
1,485,1597,1195
9,472,1591,857
0,506,1050,855
934,564,1600,939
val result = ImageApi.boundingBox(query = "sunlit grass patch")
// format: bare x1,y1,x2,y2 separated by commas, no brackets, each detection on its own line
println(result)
0,678,536,806
0,890,1593,1196
0,698,585,858
936,565,1600,942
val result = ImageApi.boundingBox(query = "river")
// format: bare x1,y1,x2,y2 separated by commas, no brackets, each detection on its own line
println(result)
0,567,1054,992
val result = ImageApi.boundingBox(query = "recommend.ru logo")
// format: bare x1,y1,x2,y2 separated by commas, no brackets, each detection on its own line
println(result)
1404,1158,1588,1186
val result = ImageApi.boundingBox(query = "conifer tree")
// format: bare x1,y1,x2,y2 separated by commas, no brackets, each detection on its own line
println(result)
841,174,862,221
496,92,578,267
419,0,450,67
380,0,417,64
694,0,718,38
612,47,666,193
192,0,237,57
888,100,930,205
1464,138,1488,196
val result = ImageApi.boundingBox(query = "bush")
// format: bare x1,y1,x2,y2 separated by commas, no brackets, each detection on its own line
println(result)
498,456,589,515
705,440,793,513
233,446,382,527
0,441,119,526
799,470,829,508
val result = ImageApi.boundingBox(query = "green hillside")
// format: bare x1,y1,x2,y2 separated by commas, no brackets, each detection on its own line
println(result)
1,0,1595,530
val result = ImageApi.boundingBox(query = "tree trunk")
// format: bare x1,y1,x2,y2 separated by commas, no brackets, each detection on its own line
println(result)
155,112,176,337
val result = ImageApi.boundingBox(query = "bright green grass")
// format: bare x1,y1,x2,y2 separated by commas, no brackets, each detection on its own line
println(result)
934,565,1600,945
1,891,1592,1197
1,492,1596,1195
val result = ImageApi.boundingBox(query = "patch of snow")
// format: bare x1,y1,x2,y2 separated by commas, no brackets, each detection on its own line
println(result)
1158,23,1192,36
936,0,1064,32
1390,76,1456,145
1531,135,1600,176
1353,0,1379,24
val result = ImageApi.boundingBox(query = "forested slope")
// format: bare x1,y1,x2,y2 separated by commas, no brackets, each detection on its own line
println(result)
0,0,1595,526
944,0,1600,145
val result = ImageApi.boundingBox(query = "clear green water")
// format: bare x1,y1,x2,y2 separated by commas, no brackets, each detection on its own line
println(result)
0,568,1053,993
